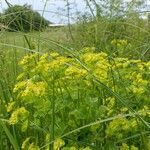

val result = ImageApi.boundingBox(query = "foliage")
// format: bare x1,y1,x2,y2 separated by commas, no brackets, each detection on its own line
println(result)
0,0,149,149
70,0,150,60
0,47,149,149
1,4,49,32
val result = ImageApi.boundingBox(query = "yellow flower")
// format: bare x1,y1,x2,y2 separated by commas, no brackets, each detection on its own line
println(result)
93,69,108,82
145,61,150,70
106,117,131,138
9,107,29,125
19,54,38,71
48,56,70,69
111,39,128,46
138,106,150,117
54,138,65,150
127,72,148,95
28,143,40,150
111,39,117,45
81,52,107,64
50,52,59,57
22,137,30,149
106,97,115,108
65,66,87,78
131,145,139,150
39,53,49,61
130,59,141,64
120,143,129,150
21,81,47,97
13,81,27,93
82,47,95,53
80,147,91,150
130,119,138,128
120,107,128,113
17,73,25,81
7,101,15,112
69,147,78,150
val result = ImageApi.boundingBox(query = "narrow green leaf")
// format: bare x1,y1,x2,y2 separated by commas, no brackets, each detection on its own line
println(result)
0,120,19,150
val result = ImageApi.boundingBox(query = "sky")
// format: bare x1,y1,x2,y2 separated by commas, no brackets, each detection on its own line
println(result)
0,0,150,24
0,0,88,24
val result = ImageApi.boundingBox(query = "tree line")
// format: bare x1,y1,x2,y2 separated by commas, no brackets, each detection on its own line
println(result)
0,4,50,32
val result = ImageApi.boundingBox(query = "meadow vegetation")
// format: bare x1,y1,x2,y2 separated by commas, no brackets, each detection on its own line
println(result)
0,0,150,150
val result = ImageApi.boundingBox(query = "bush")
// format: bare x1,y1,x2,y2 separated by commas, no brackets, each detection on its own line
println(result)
2,4,49,32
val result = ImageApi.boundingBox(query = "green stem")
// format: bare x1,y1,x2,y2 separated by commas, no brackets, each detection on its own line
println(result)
50,73,55,150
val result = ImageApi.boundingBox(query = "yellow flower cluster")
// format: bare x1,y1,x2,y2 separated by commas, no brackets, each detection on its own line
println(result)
111,39,128,47
9,107,29,125
28,143,40,150
14,80,47,98
120,143,138,150
7,101,16,112
19,53,38,70
48,56,70,69
65,66,87,78
113,58,130,69
9,47,149,149
53,138,91,150
22,137,40,150
120,107,128,113
54,138,65,150
106,97,116,116
21,81,47,97
128,73,148,95
81,52,107,63
50,52,60,58
138,106,150,117
145,61,150,70
82,47,95,53
35,53,49,73
16,73,25,81
80,147,91,150
111,39,131,55
80,51,110,82
106,117,137,139
67,147,77,150
13,81,27,93
94,59,110,82
22,137,30,149
36,53,71,77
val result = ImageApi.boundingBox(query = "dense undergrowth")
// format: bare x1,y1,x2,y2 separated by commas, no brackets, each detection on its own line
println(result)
0,46,149,149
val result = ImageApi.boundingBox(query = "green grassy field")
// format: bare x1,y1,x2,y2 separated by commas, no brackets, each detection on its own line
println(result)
0,27,69,52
